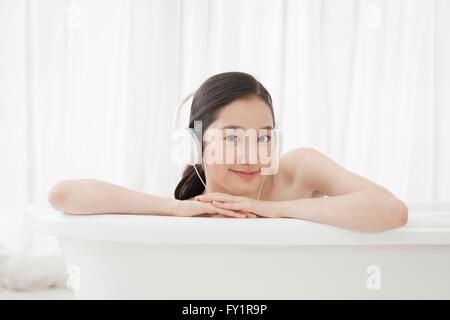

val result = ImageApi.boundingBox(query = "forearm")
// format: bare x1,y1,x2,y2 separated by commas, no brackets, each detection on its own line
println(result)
272,188,408,232
48,178,179,215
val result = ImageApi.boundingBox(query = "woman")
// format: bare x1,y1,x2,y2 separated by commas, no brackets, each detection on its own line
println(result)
48,71,408,232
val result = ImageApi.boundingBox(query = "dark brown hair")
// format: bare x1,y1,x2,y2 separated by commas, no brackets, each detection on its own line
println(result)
173,71,275,200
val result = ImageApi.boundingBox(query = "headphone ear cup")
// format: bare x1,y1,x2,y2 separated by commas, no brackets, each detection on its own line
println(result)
272,128,282,158
278,131,283,156
186,128,202,165
273,120,283,157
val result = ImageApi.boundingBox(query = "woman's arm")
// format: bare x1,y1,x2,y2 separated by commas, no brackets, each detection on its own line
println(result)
48,178,248,217
197,147,408,232
48,178,179,215
274,188,407,232
275,147,408,232
198,188,407,232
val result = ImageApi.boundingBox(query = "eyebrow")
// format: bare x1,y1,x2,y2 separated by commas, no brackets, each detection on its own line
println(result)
220,125,273,130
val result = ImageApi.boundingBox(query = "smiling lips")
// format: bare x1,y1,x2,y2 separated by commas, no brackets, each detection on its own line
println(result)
230,169,259,180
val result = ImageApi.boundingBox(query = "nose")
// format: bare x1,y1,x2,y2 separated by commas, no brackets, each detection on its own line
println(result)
237,136,259,165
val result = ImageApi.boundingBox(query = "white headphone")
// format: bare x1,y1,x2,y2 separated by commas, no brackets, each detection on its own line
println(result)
172,91,284,190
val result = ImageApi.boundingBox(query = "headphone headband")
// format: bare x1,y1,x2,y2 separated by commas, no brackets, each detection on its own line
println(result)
173,91,282,130
173,91,196,131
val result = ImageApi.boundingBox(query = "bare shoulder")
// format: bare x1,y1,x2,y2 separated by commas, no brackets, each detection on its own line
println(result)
278,147,315,181
278,147,350,198
280,147,383,197
279,147,317,178
274,147,323,198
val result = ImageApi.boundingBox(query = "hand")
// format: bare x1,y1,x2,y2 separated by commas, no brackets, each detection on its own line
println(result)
172,199,249,218
195,193,281,218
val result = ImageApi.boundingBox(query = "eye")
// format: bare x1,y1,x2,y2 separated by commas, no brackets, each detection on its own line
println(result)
225,135,239,142
258,135,271,143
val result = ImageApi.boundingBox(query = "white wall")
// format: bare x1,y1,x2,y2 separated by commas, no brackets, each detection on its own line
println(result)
0,0,449,289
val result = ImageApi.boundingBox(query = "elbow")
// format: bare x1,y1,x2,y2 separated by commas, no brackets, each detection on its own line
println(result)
387,196,408,228
48,180,70,211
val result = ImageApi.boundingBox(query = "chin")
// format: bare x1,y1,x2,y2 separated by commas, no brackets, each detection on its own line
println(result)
227,174,260,192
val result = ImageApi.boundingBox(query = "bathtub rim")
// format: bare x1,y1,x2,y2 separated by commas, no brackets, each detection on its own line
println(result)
23,202,450,246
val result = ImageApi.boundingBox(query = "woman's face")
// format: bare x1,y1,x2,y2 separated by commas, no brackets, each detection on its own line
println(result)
201,95,275,196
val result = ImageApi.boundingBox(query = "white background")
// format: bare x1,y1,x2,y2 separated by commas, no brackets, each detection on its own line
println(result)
0,0,449,289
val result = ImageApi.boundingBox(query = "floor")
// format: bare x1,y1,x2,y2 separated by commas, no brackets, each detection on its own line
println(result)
0,287,75,300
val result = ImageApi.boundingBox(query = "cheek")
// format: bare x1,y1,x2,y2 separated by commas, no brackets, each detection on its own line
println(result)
258,142,273,165
206,141,270,165
224,144,237,163
207,142,237,164
204,140,234,164
208,164,232,180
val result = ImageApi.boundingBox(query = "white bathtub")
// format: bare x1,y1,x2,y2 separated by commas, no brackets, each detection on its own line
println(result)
24,203,450,299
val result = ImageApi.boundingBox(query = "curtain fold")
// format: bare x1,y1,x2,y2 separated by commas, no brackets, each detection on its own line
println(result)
0,0,449,289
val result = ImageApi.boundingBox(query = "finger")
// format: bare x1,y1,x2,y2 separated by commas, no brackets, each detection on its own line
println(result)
199,201,248,218
212,202,257,218
192,213,209,217
212,200,243,211
196,197,214,203
194,193,221,200
197,204,244,218
208,214,226,218
194,213,227,218
233,209,258,218
213,211,253,218
192,213,217,218
213,200,253,213
213,206,246,218
242,212,258,218
209,211,256,218
195,193,239,203
215,203,259,218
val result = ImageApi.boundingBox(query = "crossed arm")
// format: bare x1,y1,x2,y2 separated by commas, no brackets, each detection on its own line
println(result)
196,148,408,233
196,188,407,232
48,148,408,233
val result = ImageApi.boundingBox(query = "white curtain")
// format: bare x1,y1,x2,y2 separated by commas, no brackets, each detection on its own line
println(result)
0,0,449,289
